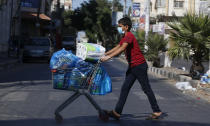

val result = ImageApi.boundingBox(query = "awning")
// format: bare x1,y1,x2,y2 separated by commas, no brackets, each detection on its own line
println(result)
21,12,51,21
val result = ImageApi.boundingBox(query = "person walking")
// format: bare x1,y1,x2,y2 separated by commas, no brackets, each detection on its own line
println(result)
101,17,164,120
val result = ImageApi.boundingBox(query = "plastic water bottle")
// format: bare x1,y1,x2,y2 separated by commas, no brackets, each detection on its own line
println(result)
53,73,65,89
69,68,86,88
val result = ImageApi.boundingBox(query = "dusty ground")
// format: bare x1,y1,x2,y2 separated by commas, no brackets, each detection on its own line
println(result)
149,67,210,103
119,57,210,103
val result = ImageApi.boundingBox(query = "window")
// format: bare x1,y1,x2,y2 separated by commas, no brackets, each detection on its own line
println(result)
174,0,184,8
156,0,165,7
21,0,39,8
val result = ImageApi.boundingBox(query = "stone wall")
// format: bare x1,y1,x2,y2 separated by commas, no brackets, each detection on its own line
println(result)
160,52,209,73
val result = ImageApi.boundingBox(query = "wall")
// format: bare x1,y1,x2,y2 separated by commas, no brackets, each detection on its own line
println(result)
0,0,12,53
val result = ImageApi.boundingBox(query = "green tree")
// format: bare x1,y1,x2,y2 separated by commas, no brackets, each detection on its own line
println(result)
63,0,119,48
62,10,76,35
112,0,123,11
145,32,168,67
76,0,116,47
167,13,210,78
134,30,146,52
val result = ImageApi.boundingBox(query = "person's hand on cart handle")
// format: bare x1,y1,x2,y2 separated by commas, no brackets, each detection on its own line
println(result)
100,55,111,62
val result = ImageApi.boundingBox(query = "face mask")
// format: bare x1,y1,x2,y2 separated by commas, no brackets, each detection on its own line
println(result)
117,27,124,34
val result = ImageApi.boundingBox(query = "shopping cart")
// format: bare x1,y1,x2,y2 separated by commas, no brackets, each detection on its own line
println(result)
51,60,109,123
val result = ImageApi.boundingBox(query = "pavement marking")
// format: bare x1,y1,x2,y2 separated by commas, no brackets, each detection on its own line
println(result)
133,91,164,100
0,92,29,101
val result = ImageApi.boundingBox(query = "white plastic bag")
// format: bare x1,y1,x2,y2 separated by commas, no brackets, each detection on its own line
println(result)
175,82,196,91
76,43,105,61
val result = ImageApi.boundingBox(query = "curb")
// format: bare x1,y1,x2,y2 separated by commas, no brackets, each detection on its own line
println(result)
148,66,200,88
118,55,200,88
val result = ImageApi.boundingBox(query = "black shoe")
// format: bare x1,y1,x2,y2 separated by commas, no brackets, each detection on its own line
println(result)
105,110,120,120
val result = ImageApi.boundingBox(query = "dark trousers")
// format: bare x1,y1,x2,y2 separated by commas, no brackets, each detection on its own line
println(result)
115,62,161,114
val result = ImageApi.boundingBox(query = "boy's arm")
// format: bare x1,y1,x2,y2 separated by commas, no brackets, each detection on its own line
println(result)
105,44,120,56
101,42,128,62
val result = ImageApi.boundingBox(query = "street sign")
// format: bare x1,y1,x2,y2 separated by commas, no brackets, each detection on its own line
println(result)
132,8,140,17
152,23,165,34
132,3,140,8
132,2,141,17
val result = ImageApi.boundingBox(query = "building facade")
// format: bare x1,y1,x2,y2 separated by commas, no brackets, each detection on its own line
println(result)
131,0,210,32
0,0,20,53
0,0,53,53
51,0,72,12
20,0,52,36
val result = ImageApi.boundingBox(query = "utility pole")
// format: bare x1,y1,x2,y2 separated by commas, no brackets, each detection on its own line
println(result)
9,0,14,38
145,0,150,42
124,0,127,16
36,0,42,27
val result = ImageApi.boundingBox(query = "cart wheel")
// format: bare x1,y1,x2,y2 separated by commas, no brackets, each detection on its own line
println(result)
55,114,63,123
99,110,109,122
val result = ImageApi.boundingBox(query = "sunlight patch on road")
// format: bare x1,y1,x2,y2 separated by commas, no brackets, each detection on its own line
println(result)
0,92,29,101
48,92,70,101
133,91,164,100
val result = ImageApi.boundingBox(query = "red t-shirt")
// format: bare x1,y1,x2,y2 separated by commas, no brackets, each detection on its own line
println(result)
119,32,146,67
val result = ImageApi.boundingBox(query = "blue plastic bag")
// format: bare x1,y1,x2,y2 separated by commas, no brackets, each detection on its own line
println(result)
50,48,79,69
90,66,112,95
75,59,94,76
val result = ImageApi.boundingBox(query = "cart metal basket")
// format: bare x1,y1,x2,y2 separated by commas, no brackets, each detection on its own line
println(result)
51,60,109,123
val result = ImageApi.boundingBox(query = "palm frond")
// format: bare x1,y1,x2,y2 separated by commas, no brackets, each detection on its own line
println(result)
168,13,210,63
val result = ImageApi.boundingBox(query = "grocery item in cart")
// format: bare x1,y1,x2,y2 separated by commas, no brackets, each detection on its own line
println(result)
53,70,66,89
75,59,94,75
50,48,79,69
90,66,112,95
67,68,86,89
76,43,105,61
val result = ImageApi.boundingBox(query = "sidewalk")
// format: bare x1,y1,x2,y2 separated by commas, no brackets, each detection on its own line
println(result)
0,52,20,71
119,55,210,103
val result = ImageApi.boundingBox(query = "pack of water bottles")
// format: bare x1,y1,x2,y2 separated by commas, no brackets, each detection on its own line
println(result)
50,48,112,95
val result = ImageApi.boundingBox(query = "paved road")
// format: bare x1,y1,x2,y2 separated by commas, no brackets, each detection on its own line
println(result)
0,58,210,126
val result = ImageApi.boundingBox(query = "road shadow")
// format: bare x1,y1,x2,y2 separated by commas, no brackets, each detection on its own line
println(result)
0,115,210,126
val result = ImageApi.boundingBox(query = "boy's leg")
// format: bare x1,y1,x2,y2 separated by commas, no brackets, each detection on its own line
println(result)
114,69,136,114
132,63,161,113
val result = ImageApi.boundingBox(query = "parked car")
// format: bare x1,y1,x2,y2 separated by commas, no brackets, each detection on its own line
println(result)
22,37,53,62
62,36,76,50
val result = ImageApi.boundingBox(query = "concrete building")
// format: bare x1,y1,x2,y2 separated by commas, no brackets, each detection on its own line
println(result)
151,0,210,17
0,0,20,53
131,0,210,71
20,0,52,36
51,0,72,11
131,0,210,32
0,0,53,53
